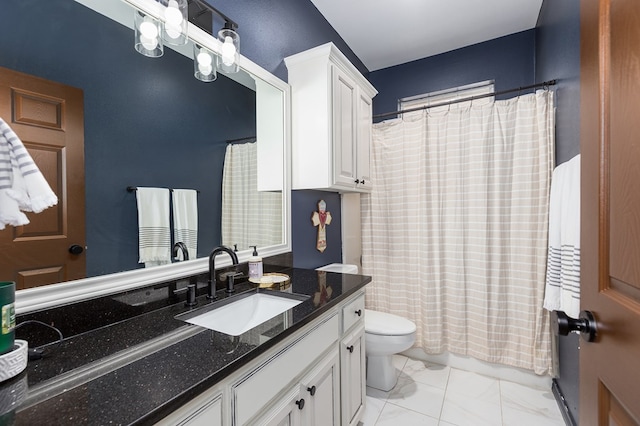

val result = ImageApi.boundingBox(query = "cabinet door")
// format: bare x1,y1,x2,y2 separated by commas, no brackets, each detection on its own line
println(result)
257,387,304,426
340,324,366,426
356,92,372,191
300,349,340,425
332,65,357,189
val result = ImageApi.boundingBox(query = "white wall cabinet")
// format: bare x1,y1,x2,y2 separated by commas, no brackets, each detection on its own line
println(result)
285,43,377,193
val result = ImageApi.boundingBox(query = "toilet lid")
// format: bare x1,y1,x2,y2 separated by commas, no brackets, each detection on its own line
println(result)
365,309,417,336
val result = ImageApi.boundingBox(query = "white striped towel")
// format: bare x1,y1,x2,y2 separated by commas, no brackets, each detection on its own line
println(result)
136,187,171,267
172,189,198,261
543,154,581,318
0,117,58,229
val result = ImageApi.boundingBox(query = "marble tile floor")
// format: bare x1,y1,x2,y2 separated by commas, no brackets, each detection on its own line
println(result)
360,354,566,426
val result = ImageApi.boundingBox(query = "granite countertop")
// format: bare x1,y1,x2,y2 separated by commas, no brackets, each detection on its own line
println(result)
0,267,370,425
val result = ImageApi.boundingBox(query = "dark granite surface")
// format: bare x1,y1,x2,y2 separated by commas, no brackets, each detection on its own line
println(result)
0,266,370,425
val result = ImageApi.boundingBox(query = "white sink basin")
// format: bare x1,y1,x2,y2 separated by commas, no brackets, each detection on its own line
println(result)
182,293,304,336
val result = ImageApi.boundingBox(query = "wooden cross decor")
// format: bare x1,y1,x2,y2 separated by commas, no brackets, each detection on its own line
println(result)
311,199,332,252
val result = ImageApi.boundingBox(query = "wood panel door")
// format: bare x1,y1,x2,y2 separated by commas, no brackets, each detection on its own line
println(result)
0,67,85,289
581,0,640,424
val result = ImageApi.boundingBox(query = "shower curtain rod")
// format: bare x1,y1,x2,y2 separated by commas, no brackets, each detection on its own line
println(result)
373,79,557,121
226,136,257,144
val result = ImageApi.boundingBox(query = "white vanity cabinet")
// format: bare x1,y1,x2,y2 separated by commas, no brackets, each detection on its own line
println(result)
232,314,340,425
156,290,366,426
285,43,377,193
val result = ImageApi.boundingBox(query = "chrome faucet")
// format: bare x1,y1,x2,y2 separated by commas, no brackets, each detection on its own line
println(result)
208,246,239,299
172,242,189,261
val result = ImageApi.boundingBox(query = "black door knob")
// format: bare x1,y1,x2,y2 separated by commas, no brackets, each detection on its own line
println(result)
307,385,316,396
347,345,354,353
552,310,597,342
355,309,362,317
69,244,84,255
295,399,305,410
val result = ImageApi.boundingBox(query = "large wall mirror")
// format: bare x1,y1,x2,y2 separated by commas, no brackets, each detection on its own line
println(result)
1,0,291,313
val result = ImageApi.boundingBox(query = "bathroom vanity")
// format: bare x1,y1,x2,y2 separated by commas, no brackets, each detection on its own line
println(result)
4,267,369,425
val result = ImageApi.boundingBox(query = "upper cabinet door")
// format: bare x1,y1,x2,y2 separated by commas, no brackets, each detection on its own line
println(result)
356,92,373,191
332,65,358,188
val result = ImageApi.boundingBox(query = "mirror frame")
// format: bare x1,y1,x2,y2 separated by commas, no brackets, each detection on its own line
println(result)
15,0,291,314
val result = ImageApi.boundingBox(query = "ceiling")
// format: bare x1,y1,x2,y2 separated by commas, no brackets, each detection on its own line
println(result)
310,0,544,71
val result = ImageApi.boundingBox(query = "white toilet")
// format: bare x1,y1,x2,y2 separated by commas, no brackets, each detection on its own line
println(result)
315,264,417,392
365,309,416,391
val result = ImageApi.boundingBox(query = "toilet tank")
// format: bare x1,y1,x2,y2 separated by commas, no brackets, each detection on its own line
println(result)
315,263,359,274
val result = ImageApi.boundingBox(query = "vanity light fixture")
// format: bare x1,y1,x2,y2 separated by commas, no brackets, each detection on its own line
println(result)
190,0,241,75
217,23,240,74
134,10,163,57
193,44,217,82
161,0,188,45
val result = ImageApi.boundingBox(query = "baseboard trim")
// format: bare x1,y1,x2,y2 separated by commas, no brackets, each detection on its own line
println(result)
552,379,577,426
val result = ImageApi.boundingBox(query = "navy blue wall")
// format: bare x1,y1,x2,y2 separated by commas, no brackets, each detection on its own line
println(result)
199,0,362,269
536,0,581,423
290,191,343,269
369,30,536,120
536,0,581,166
0,0,255,276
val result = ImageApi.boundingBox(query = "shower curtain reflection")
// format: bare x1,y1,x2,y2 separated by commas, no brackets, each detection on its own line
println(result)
362,90,555,375
221,142,282,251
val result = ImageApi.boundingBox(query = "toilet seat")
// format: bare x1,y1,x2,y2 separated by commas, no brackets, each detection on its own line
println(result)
365,309,417,336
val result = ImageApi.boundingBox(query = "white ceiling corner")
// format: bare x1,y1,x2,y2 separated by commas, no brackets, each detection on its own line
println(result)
310,0,544,71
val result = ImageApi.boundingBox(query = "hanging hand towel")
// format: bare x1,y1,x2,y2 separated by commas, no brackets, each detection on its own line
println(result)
172,189,198,261
0,117,58,215
544,154,581,318
136,187,171,267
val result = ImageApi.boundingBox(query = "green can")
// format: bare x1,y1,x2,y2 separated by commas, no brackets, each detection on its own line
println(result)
0,281,16,356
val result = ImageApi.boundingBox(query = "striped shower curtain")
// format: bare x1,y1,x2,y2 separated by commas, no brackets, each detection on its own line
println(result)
362,90,555,374
221,142,282,251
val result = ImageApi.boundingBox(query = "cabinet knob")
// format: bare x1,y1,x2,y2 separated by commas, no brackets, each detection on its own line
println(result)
295,398,305,410
307,385,316,396
347,345,354,353
355,179,361,184
355,309,362,317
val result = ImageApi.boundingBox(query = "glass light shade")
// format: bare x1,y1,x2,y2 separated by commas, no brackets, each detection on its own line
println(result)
193,45,217,82
161,0,188,45
134,11,163,58
217,28,240,74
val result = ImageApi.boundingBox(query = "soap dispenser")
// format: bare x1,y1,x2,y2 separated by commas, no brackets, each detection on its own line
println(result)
248,245,263,280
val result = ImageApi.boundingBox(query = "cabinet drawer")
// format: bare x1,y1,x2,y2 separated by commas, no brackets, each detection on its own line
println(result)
342,293,365,333
233,313,339,425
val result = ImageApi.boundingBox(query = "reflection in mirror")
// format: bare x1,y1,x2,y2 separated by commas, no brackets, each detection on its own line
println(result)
0,0,286,293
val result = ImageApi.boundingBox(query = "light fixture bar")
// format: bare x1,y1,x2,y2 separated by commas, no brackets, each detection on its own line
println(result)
189,0,238,31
